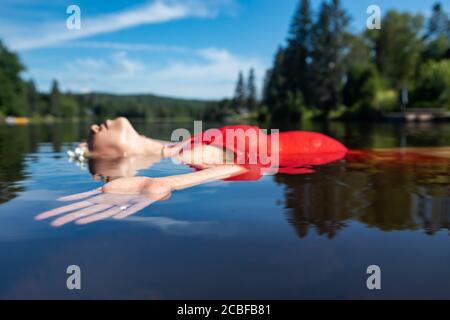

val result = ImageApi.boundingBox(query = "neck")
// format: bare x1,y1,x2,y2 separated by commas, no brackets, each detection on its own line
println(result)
137,135,165,156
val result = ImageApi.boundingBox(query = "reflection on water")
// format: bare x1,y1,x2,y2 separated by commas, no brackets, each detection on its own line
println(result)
277,158,449,238
0,123,86,203
0,120,450,299
1,121,449,235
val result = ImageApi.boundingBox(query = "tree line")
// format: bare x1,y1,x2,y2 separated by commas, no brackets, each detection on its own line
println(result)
227,0,450,122
0,40,216,121
1,1,449,123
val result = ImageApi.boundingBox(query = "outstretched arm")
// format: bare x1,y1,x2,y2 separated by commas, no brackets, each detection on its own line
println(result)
102,164,247,195
36,164,247,226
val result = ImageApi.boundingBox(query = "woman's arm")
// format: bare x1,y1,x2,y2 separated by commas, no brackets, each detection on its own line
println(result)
102,164,247,196
164,165,247,190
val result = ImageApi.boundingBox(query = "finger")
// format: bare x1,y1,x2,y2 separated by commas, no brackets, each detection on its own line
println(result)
35,201,93,220
51,204,113,227
113,199,156,219
75,206,123,225
58,188,101,201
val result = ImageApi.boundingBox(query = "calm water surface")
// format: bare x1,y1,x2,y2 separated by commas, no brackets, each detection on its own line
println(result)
0,121,449,299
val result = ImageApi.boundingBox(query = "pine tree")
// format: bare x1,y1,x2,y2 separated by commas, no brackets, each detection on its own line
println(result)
233,71,246,113
427,2,449,39
311,0,349,118
263,47,287,118
422,3,450,62
26,80,38,116
50,79,60,117
284,0,313,105
246,68,257,111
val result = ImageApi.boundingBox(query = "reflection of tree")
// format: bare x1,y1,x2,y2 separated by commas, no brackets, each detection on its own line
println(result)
0,126,29,204
275,158,450,239
0,123,84,204
411,186,450,235
275,163,361,239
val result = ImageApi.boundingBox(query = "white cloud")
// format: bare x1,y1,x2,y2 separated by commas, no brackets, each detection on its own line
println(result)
54,41,190,53
31,47,267,99
154,48,264,81
3,0,213,50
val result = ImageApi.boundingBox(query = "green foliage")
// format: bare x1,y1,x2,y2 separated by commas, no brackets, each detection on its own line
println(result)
366,11,424,89
263,0,350,121
0,41,26,116
232,71,246,113
426,2,450,39
284,0,313,105
343,63,379,109
50,79,60,117
422,35,450,61
263,48,287,118
262,0,449,121
221,68,262,120
375,89,398,112
202,99,233,122
26,80,38,116
262,0,312,122
310,0,349,117
75,93,214,121
413,60,450,108
59,94,79,118
247,68,257,111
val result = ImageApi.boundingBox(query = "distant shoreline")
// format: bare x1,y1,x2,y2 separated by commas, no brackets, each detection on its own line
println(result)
2,113,450,126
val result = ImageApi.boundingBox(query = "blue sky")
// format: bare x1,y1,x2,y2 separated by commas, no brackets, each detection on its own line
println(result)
0,0,447,99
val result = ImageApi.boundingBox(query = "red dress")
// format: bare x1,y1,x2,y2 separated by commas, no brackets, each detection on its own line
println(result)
188,125,348,181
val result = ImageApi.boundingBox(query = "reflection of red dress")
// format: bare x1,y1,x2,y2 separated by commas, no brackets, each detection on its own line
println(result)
189,125,348,181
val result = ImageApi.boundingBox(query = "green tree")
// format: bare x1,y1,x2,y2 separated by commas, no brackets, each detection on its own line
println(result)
50,79,60,117
426,2,449,39
366,11,424,90
342,63,381,119
413,60,450,109
343,33,372,71
422,3,450,62
263,48,287,118
284,0,313,105
246,68,257,111
342,32,381,115
422,35,450,61
0,40,26,116
59,93,79,118
232,71,246,113
311,0,349,118
26,80,38,116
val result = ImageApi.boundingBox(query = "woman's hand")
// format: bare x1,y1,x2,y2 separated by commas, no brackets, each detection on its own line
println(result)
35,165,245,227
35,177,172,227
101,176,173,197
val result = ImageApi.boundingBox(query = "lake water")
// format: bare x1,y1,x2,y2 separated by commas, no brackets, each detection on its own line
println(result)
0,120,449,299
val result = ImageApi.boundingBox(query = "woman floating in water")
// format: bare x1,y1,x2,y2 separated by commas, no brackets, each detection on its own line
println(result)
36,117,450,226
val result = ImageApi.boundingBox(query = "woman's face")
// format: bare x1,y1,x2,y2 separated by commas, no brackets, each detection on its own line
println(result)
87,117,139,157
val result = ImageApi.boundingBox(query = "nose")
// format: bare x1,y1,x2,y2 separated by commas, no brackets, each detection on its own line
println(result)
90,124,100,134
